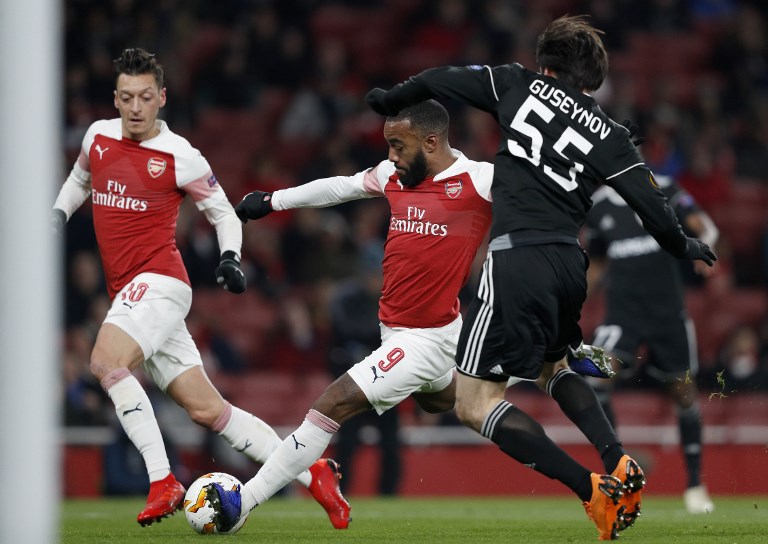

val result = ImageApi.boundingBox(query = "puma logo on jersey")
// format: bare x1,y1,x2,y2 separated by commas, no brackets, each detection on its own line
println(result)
95,145,109,159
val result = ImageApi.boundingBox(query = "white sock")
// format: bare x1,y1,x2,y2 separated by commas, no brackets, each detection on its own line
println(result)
102,369,170,482
241,410,339,511
215,404,312,487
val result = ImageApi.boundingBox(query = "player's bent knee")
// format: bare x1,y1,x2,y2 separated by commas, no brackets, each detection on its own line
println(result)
187,406,219,428
312,374,370,423
89,352,121,382
453,399,484,431
415,395,454,414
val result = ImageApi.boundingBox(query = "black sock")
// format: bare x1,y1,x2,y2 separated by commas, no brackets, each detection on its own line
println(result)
482,400,593,501
593,385,617,430
548,370,624,473
678,403,703,488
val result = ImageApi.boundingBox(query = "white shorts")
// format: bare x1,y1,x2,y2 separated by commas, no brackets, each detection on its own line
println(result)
104,272,203,391
347,316,461,415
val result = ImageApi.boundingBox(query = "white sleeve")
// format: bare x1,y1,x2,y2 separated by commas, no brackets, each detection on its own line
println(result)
271,161,392,211
200,192,242,259
53,152,92,220
474,162,494,202
696,211,719,248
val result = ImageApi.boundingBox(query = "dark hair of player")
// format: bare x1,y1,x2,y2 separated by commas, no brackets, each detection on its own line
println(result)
113,48,165,89
535,15,608,92
389,99,449,139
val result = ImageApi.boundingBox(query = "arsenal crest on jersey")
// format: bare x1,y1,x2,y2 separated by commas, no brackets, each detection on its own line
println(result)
445,180,462,199
147,157,167,178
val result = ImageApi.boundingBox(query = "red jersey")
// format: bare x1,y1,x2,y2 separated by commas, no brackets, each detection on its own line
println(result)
76,119,227,298
371,155,493,328
271,151,493,329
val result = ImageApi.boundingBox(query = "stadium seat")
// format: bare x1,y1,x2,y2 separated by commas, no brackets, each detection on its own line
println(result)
729,179,768,207
725,393,768,425
191,288,280,366
612,391,674,425
310,5,396,78
221,372,306,426
689,287,767,365
182,24,230,78
711,205,766,255
626,32,711,74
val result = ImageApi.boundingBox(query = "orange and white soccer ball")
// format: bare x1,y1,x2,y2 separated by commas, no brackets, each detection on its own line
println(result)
183,472,249,534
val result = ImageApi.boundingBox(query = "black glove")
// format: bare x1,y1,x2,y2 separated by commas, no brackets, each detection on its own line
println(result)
215,250,246,294
51,208,66,236
621,119,645,147
683,237,717,266
235,191,273,223
365,87,394,116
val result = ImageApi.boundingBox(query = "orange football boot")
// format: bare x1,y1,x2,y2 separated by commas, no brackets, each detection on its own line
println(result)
583,473,625,540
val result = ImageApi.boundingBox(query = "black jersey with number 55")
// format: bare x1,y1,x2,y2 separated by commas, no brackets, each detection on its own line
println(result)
379,64,688,249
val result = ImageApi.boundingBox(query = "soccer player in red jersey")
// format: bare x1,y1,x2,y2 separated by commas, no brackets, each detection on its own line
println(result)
51,48,347,528
206,100,493,531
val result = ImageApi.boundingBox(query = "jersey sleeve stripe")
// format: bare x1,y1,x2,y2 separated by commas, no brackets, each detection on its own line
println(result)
363,165,386,195
605,162,645,180
190,181,226,210
484,65,500,102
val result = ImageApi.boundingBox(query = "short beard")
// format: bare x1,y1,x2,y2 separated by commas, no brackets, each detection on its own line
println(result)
399,150,428,188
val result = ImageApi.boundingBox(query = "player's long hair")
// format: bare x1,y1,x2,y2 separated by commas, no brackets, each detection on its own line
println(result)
536,15,608,92
113,48,165,89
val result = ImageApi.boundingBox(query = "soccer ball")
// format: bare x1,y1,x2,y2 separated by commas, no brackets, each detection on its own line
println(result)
183,472,248,534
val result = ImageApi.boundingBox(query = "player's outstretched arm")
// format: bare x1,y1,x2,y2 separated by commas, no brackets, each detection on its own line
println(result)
235,191,272,223
238,172,378,223
366,66,497,116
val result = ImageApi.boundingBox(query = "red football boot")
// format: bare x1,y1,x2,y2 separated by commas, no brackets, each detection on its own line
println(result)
307,458,351,529
137,473,186,526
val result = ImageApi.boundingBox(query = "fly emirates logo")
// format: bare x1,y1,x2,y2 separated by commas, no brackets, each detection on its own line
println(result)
390,206,448,237
92,180,149,212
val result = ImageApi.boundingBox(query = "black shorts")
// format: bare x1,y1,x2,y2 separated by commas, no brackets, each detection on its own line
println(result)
456,244,587,381
592,313,697,381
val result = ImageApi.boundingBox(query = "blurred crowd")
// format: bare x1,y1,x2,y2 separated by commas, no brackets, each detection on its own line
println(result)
61,0,768,428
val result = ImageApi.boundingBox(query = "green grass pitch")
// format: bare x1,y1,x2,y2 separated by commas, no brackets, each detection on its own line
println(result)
61,495,768,543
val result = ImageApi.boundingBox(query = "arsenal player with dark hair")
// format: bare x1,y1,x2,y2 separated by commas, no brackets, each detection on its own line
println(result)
51,47,348,529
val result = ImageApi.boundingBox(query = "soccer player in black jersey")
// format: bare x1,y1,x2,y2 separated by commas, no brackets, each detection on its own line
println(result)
366,15,716,540
585,175,719,514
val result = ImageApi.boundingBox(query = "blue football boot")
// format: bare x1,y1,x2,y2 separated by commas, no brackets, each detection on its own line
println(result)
568,343,616,379
205,482,242,533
